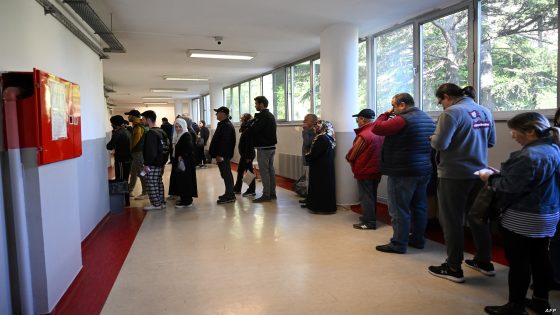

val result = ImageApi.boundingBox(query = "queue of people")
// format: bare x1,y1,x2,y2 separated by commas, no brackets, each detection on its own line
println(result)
106,90,559,315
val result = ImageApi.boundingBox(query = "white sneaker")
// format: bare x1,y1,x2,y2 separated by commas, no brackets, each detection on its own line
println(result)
134,194,149,200
144,204,164,211
175,203,193,208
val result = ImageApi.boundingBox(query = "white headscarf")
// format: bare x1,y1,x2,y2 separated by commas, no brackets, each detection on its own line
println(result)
173,118,188,157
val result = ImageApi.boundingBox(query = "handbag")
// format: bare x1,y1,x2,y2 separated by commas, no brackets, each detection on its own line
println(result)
177,158,186,172
242,170,256,185
293,174,307,197
470,184,501,221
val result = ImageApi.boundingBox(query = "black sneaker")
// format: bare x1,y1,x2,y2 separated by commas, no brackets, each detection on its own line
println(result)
253,196,272,203
465,259,496,276
242,191,256,197
175,202,193,209
353,223,376,230
270,194,277,200
217,197,236,204
375,243,405,254
428,263,465,283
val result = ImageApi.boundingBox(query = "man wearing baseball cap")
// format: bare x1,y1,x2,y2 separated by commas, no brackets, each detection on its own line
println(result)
346,109,384,230
125,109,149,199
208,106,237,204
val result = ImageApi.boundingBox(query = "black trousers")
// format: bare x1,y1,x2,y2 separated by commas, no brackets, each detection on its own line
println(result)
217,158,234,198
115,160,131,206
233,156,255,193
502,226,552,303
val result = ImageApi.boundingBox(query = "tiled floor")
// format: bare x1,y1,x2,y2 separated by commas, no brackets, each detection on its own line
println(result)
101,164,558,315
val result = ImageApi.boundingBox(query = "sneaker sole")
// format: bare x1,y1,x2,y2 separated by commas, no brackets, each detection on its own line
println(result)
428,270,465,283
217,199,235,204
465,263,496,277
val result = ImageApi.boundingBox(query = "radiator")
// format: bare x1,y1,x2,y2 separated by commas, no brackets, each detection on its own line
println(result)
278,153,303,180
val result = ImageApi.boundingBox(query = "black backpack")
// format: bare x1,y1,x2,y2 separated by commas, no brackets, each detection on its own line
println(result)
155,129,170,166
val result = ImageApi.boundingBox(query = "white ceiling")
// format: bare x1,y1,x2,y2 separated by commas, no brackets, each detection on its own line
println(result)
101,0,461,108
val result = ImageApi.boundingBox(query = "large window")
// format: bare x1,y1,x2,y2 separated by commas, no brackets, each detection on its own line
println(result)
374,25,414,115
262,73,273,114
480,0,558,110
312,59,321,116
231,86,240,122
422,9,469,111
358,40,368,111
202,94,210,123
239,82,250,116
290,61,312,121
249,77,261,115
273,68,287,120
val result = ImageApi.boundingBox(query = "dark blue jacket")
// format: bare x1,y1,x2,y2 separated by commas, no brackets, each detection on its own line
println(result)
490,138,560,215
380,107,435,176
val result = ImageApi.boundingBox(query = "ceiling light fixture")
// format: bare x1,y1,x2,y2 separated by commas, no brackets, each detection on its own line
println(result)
187,49,255,60
163,76,208,81
143,102,170,105
150,88,188,93
142,96,173,100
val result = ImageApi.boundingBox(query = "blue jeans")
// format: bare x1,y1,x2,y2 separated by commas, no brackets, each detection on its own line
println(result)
387,174,431,252
256,148,276,197
358,178,380,224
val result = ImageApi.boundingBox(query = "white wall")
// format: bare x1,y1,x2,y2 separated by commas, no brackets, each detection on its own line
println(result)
0,0,109,313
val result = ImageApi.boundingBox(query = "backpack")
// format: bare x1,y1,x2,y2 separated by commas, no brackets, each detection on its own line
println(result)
155,129,170,166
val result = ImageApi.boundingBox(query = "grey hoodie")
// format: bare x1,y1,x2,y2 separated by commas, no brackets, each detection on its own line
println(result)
431,96,496,178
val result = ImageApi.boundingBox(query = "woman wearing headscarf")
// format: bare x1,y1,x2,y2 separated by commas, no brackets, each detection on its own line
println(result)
169,118,198,208
481,112,560,315
303,120,336,214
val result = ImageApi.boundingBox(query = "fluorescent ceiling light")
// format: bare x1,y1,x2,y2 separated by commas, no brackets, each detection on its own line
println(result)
142,96,173,100
143,102,169,105
150,88,188,93
187,50,255,60
163,76,208,81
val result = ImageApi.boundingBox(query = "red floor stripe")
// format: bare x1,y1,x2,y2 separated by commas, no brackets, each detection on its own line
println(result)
48,207,146,315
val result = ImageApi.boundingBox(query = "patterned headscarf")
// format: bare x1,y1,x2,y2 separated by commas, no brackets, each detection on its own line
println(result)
312,120,336,149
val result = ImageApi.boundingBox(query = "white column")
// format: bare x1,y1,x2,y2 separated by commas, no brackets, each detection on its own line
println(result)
174,99,183,118
320,23,359,205
209,83,223,129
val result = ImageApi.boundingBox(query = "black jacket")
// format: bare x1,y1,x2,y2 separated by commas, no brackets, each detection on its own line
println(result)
106,127,132,162
238,127,256,160
209,119,236,159
200,126,210,145
143,128,168,167
248,108,277,148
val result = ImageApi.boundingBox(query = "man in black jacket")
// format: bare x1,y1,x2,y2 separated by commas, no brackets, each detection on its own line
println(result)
107,115,132,206
247,96,277,202
208,107,237,204
141,110,170,211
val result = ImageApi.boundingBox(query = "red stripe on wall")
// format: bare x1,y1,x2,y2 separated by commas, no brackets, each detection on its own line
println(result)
47,207,146,315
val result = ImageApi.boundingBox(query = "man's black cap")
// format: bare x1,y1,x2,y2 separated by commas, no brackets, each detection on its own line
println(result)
213,106,230,115
352,108,376,119
124,109,141,117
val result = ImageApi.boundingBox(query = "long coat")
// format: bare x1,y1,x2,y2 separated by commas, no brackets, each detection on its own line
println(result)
170,133,198,198
305,134,336,213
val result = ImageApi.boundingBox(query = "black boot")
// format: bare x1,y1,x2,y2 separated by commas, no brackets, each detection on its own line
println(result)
484,302,528,315
525,296,552,315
